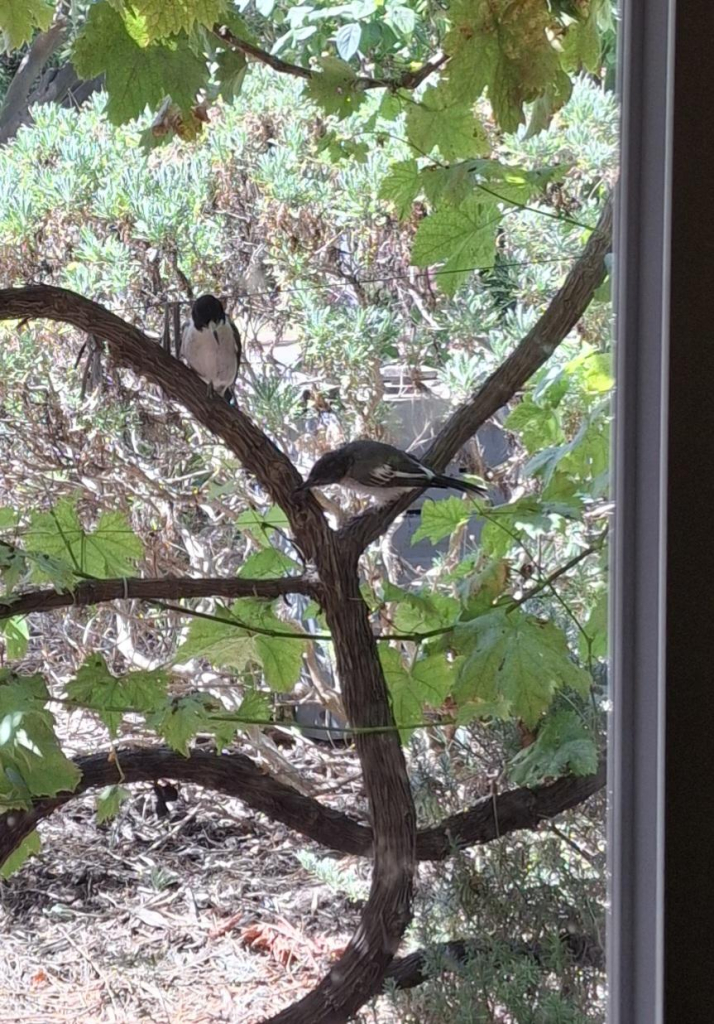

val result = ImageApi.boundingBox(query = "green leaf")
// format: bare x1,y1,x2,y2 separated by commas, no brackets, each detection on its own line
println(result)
304,57,366,119
379,646,425,740
96,784,129,824
176,599,306,690
147,694,214,755
0,0,53,51
380,646,458,740
127,0,227,41
236,506,290,547
379,159,421,220
412,496,475,545
453,609,592,727
66,655,168,736
0,830,40,879
443,0,563,133
508,708,599,785
215,48,247,103
73,4,207,125
0,672,81,808
385,4,416,35
505,397,564,453
407,87,488,161
236,687,271,723
0,541,25,593
480,495,583,559
460,559,509,619
412,195,502,295
25,499,143,580
560,1,603,74
524,69,573,139
238,548,301,579
0,508,16,530
335,23,361,61
1,617,29,660
382,582,459,634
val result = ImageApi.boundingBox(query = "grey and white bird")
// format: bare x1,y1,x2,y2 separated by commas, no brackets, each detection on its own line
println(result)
181,294,241,402
297,440,488,504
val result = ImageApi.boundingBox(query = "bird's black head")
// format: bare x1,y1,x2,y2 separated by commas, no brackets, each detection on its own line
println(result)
191,294,226,329
297,448,351,492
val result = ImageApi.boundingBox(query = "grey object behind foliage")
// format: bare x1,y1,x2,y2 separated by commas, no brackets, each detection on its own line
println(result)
381,379,511,570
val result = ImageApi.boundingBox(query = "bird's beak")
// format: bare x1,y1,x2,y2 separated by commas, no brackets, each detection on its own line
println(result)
212,328,220,344
295,479,313,493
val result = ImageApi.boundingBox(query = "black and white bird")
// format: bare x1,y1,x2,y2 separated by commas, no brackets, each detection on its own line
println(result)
297,440,488,504
181,294,241,402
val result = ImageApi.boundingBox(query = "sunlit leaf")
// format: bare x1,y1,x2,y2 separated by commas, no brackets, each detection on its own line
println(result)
453,609,592,727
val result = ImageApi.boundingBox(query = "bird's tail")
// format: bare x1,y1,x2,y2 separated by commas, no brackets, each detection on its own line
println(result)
433,473,487,497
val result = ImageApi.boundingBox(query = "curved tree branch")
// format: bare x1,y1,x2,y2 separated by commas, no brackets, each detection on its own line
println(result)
0,744,605,867
0,573,319,621
0,285,330,561
214,25,446,92
0,285,416,1024
341,194,614,552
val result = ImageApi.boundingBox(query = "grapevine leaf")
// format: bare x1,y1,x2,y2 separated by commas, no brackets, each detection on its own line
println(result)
25,499,143,579
1,617,29,660
127,0,227,41
0,0,53,51
236,687,271,723
560,1,603,74
304,57,366,119
382,581,459,633
412,496,475,545
0,830,40,879
379,646,424,739
176,600,306,690
524,69,573,139
215,48,247,103
453,609,592,727
0,672,81,807
411,196,502,295
407,87,488,161
147,694,214,755
505,397,564,453
96,784,129,824
66,654,168,736
236,506,290,546
237,548,301,579
443,0,562,133
379,159,421,220
73,4,207,125
508,708,599,785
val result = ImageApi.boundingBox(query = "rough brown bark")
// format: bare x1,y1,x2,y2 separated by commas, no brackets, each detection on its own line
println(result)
0,744,605,866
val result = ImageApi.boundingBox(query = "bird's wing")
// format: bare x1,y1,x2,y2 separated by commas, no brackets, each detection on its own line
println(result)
179,320,195,359
360,455,434,488
229,318,242,362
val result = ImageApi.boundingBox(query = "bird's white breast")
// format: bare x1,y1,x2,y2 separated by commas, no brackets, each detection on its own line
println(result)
181,320,238,393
